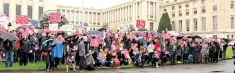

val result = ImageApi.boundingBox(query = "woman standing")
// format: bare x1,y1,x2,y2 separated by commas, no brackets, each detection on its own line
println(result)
52,35,64,70
201,41,209,64
41,39,54,72
209,42,216,63
176,44,183,63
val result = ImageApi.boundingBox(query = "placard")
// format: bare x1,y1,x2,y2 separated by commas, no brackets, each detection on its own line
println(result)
50,12,61,22
49,24,58,30
16,15,28,24
136,20,146,28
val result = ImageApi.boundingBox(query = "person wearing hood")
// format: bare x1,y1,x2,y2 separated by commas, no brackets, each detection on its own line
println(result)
85,50,95,70
51,35,64,70
4,39,13,67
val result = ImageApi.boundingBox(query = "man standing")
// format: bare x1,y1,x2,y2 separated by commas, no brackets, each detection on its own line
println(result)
78,37,86,72
4,39,13,67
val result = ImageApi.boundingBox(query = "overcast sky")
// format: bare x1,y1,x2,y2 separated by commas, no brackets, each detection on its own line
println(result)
57,0,131,9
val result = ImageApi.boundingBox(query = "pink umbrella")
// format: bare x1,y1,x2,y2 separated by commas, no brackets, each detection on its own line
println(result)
0,27,9,34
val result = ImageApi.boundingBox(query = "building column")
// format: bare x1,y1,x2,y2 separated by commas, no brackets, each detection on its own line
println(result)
141,1,148,29
22,0,28,16
33,0,39,20
9,0,16,22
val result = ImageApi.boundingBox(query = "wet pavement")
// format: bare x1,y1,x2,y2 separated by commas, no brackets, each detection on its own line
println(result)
3,59,235,73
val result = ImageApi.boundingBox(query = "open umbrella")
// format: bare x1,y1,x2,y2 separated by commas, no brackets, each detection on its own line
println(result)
59,25,74,31
193,35,201,39
87,30,101,35
98,28,106,32
137,28,148,31
0,33,19,41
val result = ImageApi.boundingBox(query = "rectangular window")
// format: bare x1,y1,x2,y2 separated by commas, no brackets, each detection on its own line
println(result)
3,4,9,16
201,0,205,5
231,16,234,29
186,4,189,8
38,7,43,19
202,6,206,14
179,10,182,16
213,5,217,11
172,12,175,17
202,17,206,30
194,18,198,31
194,8,197,15
179,5,181,9
16,5,21,15
28,6,33,19
179,20,182,32
57,9,60,12
39,0,44,2
172,6,175,10
213,15,218,30
172,21,175,31
186,19,190,31
150,22,153,31
231,1,234,9
186,9,189,16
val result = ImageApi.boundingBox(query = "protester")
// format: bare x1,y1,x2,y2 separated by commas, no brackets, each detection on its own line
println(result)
4,39,13,67
19,35,30,66
1,24,232,72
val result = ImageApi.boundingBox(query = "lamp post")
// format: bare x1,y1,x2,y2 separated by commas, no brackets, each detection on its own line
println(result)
7,22,12,31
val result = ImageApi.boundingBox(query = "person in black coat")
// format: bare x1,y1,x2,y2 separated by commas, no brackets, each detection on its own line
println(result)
19,36,30,66
3,39,13,67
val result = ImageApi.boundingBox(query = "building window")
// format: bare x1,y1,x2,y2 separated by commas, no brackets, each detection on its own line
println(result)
202,17,206,30
150,2,154,18
3,4,9,16
227,35,230,39
231,1,234,9
186,19,190,31
28,6,33,19
202,6,206,14
179,20,182,32
194,18,198,31
172,21,175,31
201,0,205,5
186,9,189,16
231,16,234,29
172,6,175,10
172,12,175,17
179,10,182,16
194,8,197,15
213,5,217,11
16,5,21,15
179,5,182,9
39,0,43,2
213,15,218,30
57,9,60,12
38,7,43,19
186,4,189,8
150,22,153,31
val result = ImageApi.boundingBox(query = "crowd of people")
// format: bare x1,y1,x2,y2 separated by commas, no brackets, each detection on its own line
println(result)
0,29,232,72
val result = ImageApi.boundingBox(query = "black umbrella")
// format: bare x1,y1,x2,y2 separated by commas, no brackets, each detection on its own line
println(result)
137,28,148,31
98,28,106,32
222,38,229,43
176,36,183,40
193,35,201,39
0,33,19,41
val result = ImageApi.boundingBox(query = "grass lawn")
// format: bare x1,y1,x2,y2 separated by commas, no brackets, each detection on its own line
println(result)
0,47,233,71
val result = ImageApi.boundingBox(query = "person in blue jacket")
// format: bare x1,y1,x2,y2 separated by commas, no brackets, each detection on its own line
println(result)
51,35,64,70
